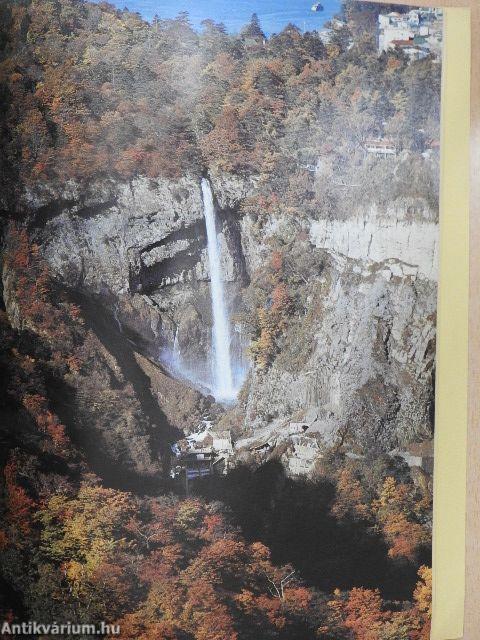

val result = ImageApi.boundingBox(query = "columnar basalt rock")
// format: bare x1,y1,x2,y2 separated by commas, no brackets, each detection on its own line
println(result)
241,252,436,451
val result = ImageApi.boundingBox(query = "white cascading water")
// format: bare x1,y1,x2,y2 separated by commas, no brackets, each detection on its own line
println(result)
201,178,236,402
173,326,180,366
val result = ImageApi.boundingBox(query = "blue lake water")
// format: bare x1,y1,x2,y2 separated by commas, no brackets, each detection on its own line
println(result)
104,0,342,35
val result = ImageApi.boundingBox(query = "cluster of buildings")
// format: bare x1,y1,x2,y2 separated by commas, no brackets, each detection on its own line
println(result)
243,414,434,478
364,138,398,157
287,432,322,475
170,416,434,491
170,422,234,490
377,8,443,62
286,432,434,478
316,7,442,64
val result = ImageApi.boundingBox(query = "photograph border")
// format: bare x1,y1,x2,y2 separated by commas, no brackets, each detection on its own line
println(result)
360,1,479,638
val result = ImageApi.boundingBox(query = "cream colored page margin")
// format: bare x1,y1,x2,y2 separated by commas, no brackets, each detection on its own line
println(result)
432,7,470,639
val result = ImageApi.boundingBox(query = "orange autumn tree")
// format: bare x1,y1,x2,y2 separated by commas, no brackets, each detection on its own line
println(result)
249,307,278,369
411,566,432,640
2,455,37,546
4,457,36,535
342,588,385,640
182,579,239,640
323,588,384,640
203,105,253,173
22,393,69,452
249,249,294,369
374,477,430,562
331,468,371,521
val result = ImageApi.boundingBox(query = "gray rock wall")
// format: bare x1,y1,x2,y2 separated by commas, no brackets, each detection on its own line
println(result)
5,172,438,457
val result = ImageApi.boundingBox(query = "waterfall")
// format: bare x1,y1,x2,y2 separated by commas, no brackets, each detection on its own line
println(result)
201,178,236,402
113,305,122,333
173,326,180,366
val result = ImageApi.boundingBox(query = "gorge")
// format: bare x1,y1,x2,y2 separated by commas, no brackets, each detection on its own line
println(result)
3,173,437,464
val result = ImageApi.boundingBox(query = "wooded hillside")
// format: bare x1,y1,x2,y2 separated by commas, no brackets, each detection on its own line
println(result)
0,0,440,215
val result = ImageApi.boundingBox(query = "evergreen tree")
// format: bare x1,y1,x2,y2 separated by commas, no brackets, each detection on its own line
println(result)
241,12,265,39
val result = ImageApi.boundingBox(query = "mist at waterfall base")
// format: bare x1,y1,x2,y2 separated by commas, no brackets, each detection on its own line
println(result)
160,179,247,404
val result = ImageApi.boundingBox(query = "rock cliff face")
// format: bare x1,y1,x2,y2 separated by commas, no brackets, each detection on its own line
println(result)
241,251,436,450
238,198,438,451
24,175,251,390
3,172,438,468
309,201,438,281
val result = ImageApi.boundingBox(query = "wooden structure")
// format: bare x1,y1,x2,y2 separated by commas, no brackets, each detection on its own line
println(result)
175,451,215,496
364,138,397,155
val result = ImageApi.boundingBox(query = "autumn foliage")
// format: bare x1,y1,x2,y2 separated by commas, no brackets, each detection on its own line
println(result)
322,572,431,640
0,0,440,215
374,476,431,562
3,457,36,540
30,491,319,639
249,250,294,369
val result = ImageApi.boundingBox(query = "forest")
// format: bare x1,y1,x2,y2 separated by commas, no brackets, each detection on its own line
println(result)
0,0,440,213
0,0,440,638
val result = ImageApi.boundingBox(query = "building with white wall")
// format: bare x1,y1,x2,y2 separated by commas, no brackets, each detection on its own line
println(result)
377,8,442,61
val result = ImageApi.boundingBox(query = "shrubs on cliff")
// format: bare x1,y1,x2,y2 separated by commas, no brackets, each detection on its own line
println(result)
246,241,325,371
3,226,84,355
0,232,80,464
248,251,295,369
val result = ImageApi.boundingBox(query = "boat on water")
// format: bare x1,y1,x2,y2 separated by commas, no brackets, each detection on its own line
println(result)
311,2,324,11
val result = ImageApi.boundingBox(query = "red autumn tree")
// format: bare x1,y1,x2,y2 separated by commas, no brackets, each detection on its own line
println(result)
343,588,385,640
3,457,36,540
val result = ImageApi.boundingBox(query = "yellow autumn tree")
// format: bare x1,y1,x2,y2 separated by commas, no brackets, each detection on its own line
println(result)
374,477,429,561
332,468,371,521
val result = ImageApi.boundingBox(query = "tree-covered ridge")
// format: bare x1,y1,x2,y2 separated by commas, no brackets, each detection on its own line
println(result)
0,0,440,213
